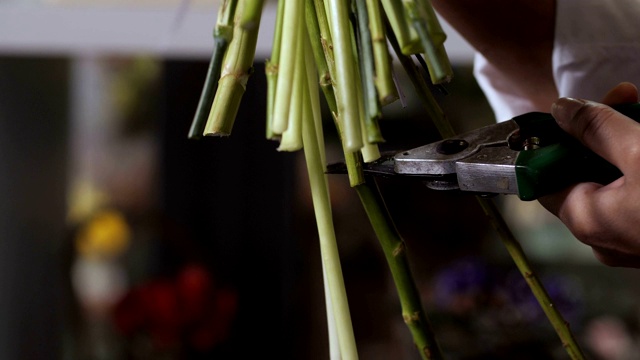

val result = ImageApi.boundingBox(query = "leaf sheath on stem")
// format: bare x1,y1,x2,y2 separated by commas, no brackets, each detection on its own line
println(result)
204,0,261,136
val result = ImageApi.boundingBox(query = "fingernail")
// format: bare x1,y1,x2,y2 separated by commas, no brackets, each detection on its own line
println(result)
551,97,587,125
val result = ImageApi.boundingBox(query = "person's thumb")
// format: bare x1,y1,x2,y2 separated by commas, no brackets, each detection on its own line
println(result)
551,98,640,173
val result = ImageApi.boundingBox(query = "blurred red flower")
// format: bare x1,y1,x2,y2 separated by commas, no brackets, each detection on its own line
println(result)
112,263,238,352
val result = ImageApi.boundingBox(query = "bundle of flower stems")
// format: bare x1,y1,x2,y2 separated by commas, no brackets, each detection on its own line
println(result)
188,1,585,359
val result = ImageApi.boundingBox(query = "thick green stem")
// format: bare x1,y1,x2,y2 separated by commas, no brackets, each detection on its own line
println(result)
386,9,584,358
355,180,443,360
388,13,585,359
205,0,261,136
477,199,585,360
188,0,237,139
365,0,398,105
240,0,264,30
326,0,363,153
302,89,359,360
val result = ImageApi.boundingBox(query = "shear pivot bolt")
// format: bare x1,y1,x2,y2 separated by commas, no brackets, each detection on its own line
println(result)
436,139,469,155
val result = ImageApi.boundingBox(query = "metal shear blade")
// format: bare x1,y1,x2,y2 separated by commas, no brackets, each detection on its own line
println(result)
393,120,521,194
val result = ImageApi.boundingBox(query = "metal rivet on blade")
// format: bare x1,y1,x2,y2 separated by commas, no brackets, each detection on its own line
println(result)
436,139,469,155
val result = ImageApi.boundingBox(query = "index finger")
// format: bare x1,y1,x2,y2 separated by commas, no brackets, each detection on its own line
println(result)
601,82,639,105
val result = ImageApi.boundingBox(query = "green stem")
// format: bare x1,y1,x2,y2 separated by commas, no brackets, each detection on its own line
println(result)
302,85,359,360
380,0,422,54
351,27,381,162
355,64,381,162
333,114,366,187
204,0,261,136
272,0,303,135
312,0,364,186
477,199,585,360
365,0,398,105
240,0,264,30
188,0,238,139
306,0,338,117
304,37,343,360
313,0,336,78
355,180,443,360
388,12,585,359
403,0,452,84
304,30,327,166
354,0,384,144
387,22,454,138
265,0,286,140
326,0,363,153
278,22,306,152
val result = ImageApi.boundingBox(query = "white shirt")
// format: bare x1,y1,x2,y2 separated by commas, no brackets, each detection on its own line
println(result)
474,0,640,121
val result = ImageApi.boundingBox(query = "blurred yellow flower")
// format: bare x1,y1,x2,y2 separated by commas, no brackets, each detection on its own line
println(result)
76,210,131,259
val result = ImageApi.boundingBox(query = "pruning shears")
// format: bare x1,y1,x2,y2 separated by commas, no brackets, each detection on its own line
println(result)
328,103,640,201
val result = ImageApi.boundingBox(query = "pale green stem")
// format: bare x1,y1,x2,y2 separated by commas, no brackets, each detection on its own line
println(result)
365,0,398,105
321,264,343,360
302,90,359,360
303,41,342,359
272,0,303,135
278,22,305,152
265,0,286,140
304,32,327,167
326,0,363,153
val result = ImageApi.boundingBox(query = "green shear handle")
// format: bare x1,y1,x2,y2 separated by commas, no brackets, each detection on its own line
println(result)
513,103,640,200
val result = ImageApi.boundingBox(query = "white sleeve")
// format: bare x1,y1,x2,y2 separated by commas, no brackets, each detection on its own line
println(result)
553,0,640,101
473,53,542,122
474,0,640,122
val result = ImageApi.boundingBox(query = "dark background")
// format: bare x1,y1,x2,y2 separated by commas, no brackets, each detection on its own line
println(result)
2,56,640,359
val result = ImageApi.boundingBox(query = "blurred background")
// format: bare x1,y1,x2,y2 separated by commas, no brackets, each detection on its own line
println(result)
2,1,640,359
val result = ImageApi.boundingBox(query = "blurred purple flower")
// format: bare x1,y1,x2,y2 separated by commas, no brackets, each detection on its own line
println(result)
502,271,584,326
433,257,495,313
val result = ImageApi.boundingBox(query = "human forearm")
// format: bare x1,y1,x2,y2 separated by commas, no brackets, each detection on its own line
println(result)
432,0,558,111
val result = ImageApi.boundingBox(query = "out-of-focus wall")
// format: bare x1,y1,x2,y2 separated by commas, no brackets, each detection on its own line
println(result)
0,57,69,359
